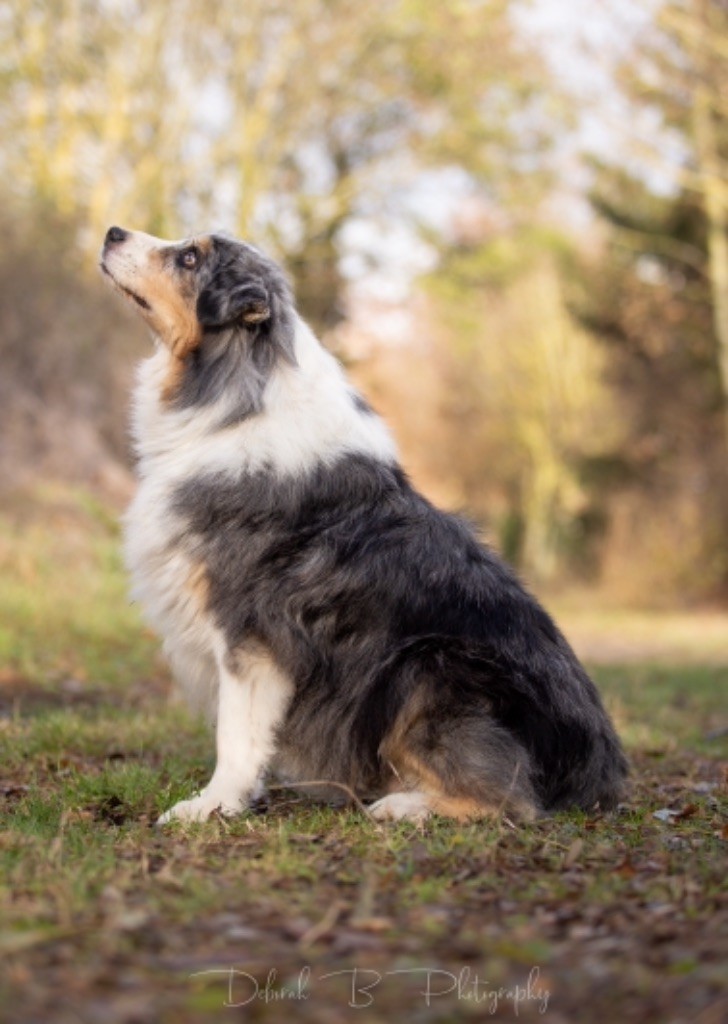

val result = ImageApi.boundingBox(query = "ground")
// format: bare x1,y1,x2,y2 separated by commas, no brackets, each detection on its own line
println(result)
0,486,726,1023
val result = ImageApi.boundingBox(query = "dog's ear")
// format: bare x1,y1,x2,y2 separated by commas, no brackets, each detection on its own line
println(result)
196,271,271,328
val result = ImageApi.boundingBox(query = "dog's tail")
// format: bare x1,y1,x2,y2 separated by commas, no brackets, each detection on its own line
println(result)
506,656,629,813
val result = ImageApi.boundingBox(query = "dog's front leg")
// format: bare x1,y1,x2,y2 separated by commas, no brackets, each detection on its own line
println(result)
158,646,293,824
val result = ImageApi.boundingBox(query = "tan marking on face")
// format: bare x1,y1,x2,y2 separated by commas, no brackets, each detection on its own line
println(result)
144,249,201,359
101,231,214,374
134,241,211,405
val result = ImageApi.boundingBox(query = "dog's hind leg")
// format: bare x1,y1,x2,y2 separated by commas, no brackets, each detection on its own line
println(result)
158,644,293,824
368,790,435,824
368,765,533,824
371,698,540,825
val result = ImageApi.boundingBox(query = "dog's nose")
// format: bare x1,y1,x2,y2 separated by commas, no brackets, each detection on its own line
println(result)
105,226,128,245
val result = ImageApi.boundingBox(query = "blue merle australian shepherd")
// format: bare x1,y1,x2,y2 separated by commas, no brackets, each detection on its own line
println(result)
100,226,627,825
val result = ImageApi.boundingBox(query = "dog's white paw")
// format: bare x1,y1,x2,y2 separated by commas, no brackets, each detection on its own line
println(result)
368,791,432,823
157,790,245,825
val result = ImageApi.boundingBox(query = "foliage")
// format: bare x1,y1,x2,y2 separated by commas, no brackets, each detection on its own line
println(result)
576,0,728,599
425,237,619,581
619,0,728,429
0,0,554,329
0,203,146,487
1,0,727,598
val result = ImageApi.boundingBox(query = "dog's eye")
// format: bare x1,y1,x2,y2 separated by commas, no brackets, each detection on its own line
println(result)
180,248,198,270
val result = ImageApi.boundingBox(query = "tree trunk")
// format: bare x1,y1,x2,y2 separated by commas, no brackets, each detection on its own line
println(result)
693,0,728,442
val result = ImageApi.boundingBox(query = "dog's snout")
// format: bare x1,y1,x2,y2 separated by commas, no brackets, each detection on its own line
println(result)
105,226,128,246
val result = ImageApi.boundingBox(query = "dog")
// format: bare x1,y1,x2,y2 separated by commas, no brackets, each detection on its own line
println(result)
100,225,627,825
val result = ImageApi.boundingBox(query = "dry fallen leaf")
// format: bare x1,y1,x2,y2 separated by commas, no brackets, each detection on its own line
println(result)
653,804,698,823
563,838,584,869
615,857,637,878
350,916,393,933
672,803,698,820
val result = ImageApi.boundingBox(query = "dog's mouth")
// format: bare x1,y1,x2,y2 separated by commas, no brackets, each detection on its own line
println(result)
100,261,152,311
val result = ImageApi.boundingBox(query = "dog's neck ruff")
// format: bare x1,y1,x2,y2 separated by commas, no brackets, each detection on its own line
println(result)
130,314,398,484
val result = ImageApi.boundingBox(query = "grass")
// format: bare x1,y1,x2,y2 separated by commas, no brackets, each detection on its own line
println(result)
0,485,726,1023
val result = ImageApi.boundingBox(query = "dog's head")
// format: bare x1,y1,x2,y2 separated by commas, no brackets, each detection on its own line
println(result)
100,228,295,415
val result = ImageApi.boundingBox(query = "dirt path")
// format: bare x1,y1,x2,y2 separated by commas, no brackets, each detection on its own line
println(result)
556,609,728,666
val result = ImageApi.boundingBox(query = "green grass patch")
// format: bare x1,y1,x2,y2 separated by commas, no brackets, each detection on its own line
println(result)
0,483,158,688
593,662,728,756
1,485,726,1023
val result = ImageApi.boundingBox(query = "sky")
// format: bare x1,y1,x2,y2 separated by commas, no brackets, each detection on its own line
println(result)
519,0,678,197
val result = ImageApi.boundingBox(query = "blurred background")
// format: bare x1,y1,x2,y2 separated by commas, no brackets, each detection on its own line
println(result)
1,0,727,667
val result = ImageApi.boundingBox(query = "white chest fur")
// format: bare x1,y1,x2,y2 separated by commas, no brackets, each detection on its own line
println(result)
124,316,398,711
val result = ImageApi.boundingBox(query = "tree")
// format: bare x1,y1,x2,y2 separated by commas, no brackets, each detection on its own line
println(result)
614,0,728,439
0,0,554,331
424,228,618,583
574,0,728,598
578,161,727,599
